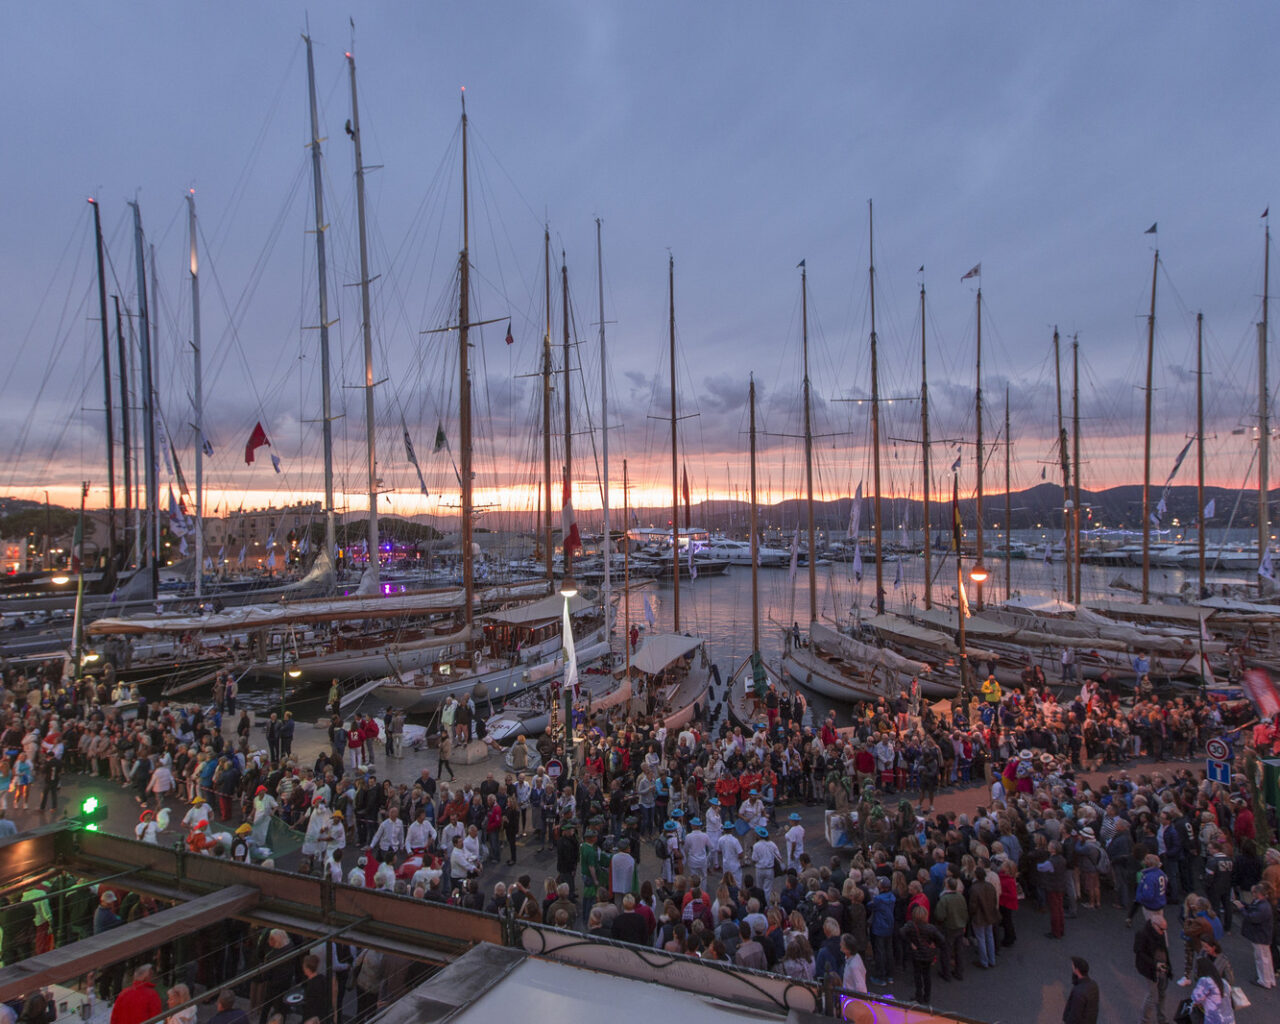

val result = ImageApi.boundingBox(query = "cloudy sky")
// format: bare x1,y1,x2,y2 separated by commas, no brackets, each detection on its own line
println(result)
3,1,1278,527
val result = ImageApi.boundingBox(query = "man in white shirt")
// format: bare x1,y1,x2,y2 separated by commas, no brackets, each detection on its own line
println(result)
370,805,405,863
739,790,767,830
609,838,637,897
406,808,437,854
784,812,805,870
450,834,478,881
717,828,744,883
749,825,781,899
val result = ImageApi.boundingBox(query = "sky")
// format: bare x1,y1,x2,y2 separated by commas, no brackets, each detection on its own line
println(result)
3,1,1279,530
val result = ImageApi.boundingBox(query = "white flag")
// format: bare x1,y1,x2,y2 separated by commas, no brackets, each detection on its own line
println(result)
688,542,698,581
562,598,579,694
788,528,800,586
848,482,863,539
267,551,276,570
853,542,863,582
270,453,282,474
644,594,656,627
1203,499,1216,520
1043,543,1052,564
1260,548,1275,582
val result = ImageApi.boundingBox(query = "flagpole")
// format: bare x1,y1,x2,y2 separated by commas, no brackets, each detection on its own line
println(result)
801,261,817,625
1072,335,1083,604
868,202,885,615
669,254,680,632
543,228,554,586
1142,242,1159,603
562,255,574,583
89,199,117,578
920,277,932,610
623,458,631,682
72,481,88,680
597,218,610,621
1054,327,1071,601
1259,214,1270,589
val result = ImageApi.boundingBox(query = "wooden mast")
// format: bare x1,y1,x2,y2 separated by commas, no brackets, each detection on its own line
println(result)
1260,216,1271,579
458,90,474,629
304,34,337,564
1072,336,1082,604
623,459,631,679
974,286,985,608
113,295,132,567
669,255,680,631
1005,389,1012,601
1196,314,1206,597
868,203,884,614
542,228,554,584
801,262,817,624
186,193,204,598
1142,246,1159,603
1054,327,1072,599
347,45,379,588
921,279,932,609
750,374,760,654
562,255,573,583
89,199,117,575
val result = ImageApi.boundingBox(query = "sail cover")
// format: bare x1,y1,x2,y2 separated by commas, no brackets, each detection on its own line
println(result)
631,633,704,675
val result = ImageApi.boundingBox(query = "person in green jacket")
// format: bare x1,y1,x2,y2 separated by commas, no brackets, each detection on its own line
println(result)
933,876,971,980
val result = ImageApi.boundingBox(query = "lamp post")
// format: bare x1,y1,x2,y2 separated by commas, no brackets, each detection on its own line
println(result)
958,560,988,694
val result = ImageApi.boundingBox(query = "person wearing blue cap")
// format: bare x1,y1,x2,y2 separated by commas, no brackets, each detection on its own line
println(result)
785,812,806,871
750,824,781,900
660,821,683,884
684,816,712,880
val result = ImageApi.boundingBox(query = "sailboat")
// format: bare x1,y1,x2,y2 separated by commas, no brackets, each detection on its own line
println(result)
373,97,609,713
617,255,713,730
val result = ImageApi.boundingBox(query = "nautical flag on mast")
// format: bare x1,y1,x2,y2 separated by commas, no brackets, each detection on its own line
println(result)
201,435,214,457
270,454,282,474
1043,542,1052,564
852,542,863,583
682,466,691,528
959,578,971,619
244,421,270,465
644,593,656,627
1203,498,1216,520
688,542,698,581
1145,222,1158,234
561,478,582,557
961,263,981,281
505,320,514,346
562,598,579,694
433,421,449,453
403,425,429,497
788,528,800,586
1259,548,1275,582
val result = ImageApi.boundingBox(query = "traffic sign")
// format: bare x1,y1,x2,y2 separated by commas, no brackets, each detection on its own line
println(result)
545,758,563,779
1206,737,1232,761
1206,759,1231,785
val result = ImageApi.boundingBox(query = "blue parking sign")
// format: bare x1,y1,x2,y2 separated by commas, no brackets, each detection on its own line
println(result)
1206,760,1231,785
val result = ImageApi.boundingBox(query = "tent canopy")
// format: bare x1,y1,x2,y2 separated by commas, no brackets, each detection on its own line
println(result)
631,633,703,675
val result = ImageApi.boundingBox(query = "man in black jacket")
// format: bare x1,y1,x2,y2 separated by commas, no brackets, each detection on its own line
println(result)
1132,915,1170,1024
1062,956,1099,1024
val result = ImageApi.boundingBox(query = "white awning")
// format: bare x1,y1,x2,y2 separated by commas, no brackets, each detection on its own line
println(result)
482,592,594,625
630,633,704,675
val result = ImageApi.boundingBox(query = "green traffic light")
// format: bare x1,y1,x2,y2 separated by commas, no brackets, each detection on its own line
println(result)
82,797,98,814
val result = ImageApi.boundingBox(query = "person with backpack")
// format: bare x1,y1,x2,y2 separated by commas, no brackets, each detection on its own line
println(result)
899,904,944,1005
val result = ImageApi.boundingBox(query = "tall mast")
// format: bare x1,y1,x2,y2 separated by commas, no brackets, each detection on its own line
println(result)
920,279,932,609
129,201,158,598
1072,336,1082,604
347,45,379,589
1054,327,1071,599
868,203,884,614
89,199,117,574
1142,247,1158,603
974,287,985,609
1196,315,1206,597
1260,217,1271,576
749,374,760,653
458,90,474,628
1004,389,1012,601
114,295,132,568
149,243,161,575
597,219,610,614
562,256,573,582
187,193,204,598
801,262,817,624
669,255,680,631
542,228,554,584
623,459,631,679
304,34,337,564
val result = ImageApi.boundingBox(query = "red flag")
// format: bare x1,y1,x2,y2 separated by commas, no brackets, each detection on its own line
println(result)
1242,668,1280,719
561,478,582,557
244,421,270,465
505,320,514,346
682,465,691,528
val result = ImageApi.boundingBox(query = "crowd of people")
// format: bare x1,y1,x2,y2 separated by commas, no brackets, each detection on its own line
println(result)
1,653,1279,1024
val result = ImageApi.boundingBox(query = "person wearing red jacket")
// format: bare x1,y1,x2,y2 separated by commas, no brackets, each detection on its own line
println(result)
110,964,162,1024
347,717,366,770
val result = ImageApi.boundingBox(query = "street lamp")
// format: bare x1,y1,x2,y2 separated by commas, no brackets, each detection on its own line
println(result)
51,575,70,586
969,563,989,586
